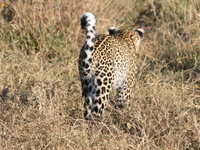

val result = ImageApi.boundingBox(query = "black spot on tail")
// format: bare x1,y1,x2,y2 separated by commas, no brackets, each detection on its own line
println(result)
92,26,95,30
81,15,88,29
90,46,93,51
88,58,92,63
87,35,91,39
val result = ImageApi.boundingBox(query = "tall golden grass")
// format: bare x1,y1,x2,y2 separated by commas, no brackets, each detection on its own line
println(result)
0,0,200,149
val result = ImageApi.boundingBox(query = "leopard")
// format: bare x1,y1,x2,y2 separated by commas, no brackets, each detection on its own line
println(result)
79,12,144,120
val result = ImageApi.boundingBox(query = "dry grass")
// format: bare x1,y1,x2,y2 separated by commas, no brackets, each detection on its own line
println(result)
0,0,200,149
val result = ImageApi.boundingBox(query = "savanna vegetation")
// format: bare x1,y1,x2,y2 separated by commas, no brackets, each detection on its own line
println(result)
0,0,200,149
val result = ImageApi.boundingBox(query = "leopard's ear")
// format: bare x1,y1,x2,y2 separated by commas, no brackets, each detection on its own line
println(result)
135,28,144,38
108,26,116,35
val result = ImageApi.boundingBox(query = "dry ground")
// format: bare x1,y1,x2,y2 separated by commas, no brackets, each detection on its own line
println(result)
0,0,200,149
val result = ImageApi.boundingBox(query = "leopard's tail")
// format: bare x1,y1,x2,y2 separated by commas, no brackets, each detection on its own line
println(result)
80,12,96,54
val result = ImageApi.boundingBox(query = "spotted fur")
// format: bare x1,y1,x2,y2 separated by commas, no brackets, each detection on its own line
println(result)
79,12,144,120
